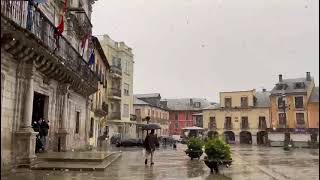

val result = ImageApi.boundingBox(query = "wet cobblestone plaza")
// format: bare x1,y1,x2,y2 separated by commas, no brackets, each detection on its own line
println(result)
2,144,319,180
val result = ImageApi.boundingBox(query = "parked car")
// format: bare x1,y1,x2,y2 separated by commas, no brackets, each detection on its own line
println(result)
110,133,121,145
116,138,144,147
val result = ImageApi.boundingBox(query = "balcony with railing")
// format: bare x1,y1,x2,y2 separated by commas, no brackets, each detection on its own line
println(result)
240,122,250,130
224,122,233,130
109,112,121,120
94,102,108,117
108,88,121,99
296,123,306,128
258,122,267,130
67,7,92,38
1,1,98,96
278,124,286,128
110,65,122,78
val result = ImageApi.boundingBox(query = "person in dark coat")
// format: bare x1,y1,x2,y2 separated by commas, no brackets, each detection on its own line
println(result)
40,119,49,151
144,129,159,165
33,120,43,153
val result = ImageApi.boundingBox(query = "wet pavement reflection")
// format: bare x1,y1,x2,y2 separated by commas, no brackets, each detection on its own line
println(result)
2,144,319,180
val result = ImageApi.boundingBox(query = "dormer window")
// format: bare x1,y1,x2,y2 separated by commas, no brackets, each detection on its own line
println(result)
194,102,201,108
294,82,305,89
276,84,288,90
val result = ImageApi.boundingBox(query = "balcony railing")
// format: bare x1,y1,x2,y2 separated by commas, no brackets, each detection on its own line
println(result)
224,123,233,130
110,65,122,76
108,88,121,98
240,123,249,130
1,1,98,93
67,7,92,37
278,124,286,128
109,112,121,120
258,123,267,129
296,123,306,128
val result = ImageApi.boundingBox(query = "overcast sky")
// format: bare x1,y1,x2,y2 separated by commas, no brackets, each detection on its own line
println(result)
92,0,319,102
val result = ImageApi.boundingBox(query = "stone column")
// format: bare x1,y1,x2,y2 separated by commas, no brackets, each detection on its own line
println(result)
15,62,38,167
57,84,70,152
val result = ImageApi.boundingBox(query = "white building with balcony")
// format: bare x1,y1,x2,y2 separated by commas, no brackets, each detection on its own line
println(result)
99,35,136,140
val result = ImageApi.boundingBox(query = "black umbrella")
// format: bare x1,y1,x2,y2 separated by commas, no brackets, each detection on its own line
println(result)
141,123,161,130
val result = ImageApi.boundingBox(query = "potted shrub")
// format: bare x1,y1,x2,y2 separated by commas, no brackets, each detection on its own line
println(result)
185,137,204,160
204,138,232,173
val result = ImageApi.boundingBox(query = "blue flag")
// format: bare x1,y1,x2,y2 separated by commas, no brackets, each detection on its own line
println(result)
88,49,95,65
26,0,33,31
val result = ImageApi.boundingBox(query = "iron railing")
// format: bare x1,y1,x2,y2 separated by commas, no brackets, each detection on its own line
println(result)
109,112,121,120
258,122,267,129
240,122,249,130
110,65,122,76
1,1,98,87
224,123,233,130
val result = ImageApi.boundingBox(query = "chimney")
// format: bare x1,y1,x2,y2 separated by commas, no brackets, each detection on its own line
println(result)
306,72,311,81
279,74,283,82
190,99,193,106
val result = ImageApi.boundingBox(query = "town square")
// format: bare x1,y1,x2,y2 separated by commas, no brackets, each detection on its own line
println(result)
1,0,319,179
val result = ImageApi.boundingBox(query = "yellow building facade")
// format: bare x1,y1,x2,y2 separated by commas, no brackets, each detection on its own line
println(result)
268,73,318,147
203,89,270,145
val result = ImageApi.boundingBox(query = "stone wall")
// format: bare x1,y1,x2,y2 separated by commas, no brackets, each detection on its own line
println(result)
1,51,18,166
1,51,92,166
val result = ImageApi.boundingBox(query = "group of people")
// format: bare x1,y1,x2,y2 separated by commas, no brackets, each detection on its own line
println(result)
32,118,50,153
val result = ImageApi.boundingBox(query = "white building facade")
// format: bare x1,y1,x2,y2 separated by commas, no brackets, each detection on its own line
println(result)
99,35,136,140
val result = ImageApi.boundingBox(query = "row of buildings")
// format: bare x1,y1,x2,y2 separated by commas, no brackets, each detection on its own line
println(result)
1,0,136,168
133,73,319,147
201,73,318,147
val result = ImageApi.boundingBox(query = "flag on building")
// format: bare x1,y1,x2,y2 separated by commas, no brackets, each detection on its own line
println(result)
55,0,67,35
56,16,64,35
26,0,33,31
80,33,90,56
88,49,95,65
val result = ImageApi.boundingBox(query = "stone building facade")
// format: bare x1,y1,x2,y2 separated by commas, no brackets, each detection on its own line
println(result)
1,0,98,167
99,35,136,140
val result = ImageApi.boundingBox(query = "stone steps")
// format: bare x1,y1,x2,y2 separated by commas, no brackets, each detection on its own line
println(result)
31,152,121,171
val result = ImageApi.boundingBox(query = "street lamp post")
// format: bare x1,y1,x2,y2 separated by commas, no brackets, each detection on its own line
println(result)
280,93,291,151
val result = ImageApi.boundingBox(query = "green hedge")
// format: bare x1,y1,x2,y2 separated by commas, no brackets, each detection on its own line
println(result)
204,138,232,160
187,137,204,151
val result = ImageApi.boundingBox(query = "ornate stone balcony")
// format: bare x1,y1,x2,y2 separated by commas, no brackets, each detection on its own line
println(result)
94,102,108,117
67,6,92,38
110,65,122,78
108,88,122,100
1,1,98,96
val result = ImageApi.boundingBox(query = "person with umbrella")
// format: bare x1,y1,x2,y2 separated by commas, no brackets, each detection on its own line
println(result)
144,129,159,165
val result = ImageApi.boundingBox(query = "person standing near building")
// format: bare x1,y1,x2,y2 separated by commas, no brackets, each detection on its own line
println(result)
40,119,49,151
144,129,159,165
